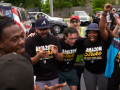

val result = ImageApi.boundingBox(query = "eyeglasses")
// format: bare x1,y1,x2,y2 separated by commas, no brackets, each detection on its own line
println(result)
70,21,79,23
68,37,78,41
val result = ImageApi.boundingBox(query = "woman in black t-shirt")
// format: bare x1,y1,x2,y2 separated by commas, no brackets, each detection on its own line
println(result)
81,23,110,90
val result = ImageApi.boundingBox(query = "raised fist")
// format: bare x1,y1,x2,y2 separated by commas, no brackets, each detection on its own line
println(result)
104,4,112,12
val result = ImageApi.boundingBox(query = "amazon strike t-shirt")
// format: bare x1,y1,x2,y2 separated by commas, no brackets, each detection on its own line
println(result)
25,34,62,81
82,36,110,74
57,37,86,70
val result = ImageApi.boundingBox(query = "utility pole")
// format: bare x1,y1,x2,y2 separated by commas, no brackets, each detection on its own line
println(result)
50,0,53,17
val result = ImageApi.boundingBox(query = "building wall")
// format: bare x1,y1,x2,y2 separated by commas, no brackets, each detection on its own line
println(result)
53,5,120,18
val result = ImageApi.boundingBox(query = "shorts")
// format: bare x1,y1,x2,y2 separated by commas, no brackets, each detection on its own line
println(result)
58,69,79,86
35,78,59,90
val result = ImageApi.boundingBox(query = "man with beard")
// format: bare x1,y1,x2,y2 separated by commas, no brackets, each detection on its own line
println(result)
0,16,65,90
57,27,86,90
25,17,63,90
28,13,58,38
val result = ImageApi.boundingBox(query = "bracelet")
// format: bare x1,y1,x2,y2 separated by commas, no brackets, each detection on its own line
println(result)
102,13,107,17
37,54,40,59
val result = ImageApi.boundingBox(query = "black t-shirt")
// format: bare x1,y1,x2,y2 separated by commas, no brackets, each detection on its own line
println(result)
82,37,110,74
57,37,86,70
25,34,62,81
23,52,32,63
107,33,120,77
92,17,100,25
28,26,58,36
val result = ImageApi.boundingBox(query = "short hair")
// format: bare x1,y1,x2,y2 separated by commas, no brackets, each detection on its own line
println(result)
63,27,78,37
96,12,100,15
0,16,16,41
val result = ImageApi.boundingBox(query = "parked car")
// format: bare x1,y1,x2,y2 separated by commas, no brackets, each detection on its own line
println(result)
116,8,120,17
0,3,32,38
74,11,91,25
92,11,109,19
28,12,68,33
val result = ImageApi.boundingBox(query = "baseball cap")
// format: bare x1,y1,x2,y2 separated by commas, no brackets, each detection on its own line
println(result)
35,17,50,30
112,8,116,11
70,15,80,21
86,23,99,34
0,53,34,90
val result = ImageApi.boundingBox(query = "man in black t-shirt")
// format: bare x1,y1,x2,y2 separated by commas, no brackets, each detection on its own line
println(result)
25,17,63,90
93,12,100,25
0,16,66,90
57,27,85,90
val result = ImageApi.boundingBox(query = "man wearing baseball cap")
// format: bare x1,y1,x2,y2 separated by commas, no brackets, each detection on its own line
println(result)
25,17,63,90
70,15,86,90
107,7,119,27
28,13,58,38
70,15,86,37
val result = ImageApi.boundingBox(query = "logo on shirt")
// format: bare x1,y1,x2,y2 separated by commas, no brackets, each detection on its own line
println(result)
62,49,77,61
41,20,46,25
36,45,54,60
84,46,102,60
115,51,120,62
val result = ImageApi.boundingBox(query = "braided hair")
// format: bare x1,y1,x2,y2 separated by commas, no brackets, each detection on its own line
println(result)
0,16,16,41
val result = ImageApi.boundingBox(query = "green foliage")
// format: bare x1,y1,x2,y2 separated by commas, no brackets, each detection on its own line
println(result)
68,12,71,16
107,0,116,5
91,0,107,10
0,0,42,9
90,0,116,13
53,0,86,10
41,0,50,13
118,0,120,5
93,8,103,13
110,1,116,5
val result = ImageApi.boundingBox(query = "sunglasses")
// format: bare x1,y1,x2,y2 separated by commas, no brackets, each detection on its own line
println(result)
70,21,79,23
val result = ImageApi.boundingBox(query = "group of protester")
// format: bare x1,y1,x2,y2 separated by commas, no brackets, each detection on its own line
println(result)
0,4,120,90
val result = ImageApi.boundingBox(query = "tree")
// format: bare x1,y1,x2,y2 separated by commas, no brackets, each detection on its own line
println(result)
0,0,42,9
118,0,120,5
91,0,111,13
41,0,50,13
53,0,86,10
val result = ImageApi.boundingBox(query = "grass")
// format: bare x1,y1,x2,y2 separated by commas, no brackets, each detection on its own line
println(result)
64,20,70,22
